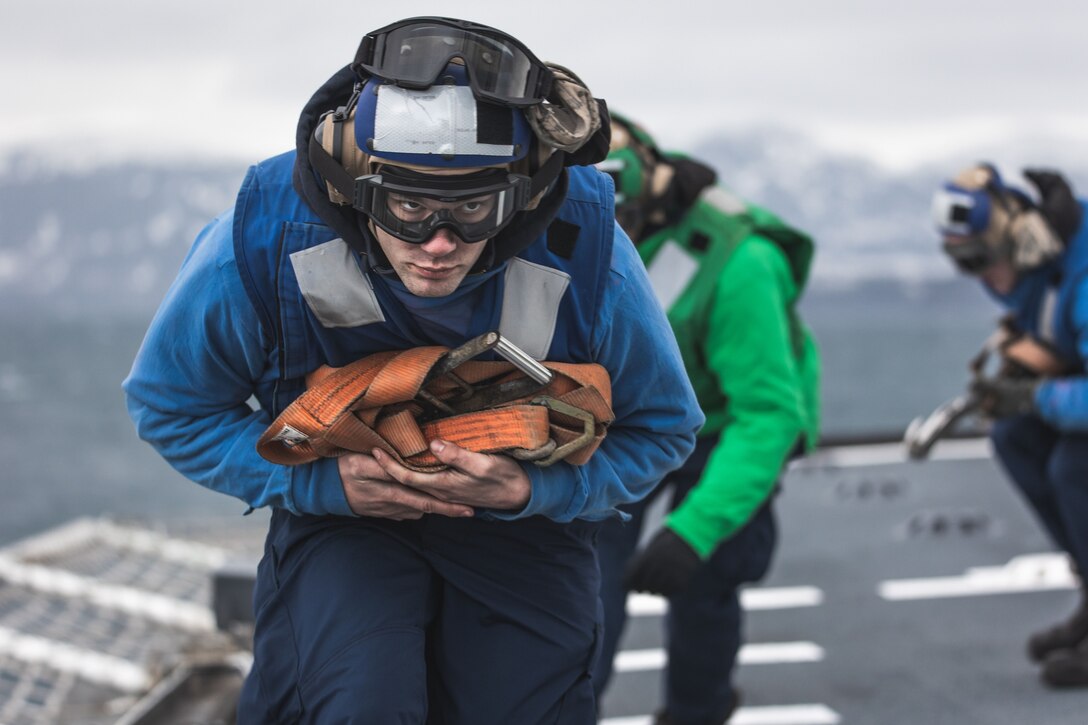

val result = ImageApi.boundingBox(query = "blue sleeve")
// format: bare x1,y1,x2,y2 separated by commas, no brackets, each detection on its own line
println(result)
122,211,354,516
490,227,704,522
1036,272,1088,430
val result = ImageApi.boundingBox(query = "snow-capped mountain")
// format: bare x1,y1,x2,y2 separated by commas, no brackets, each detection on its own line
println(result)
1,131,1084,319
0,154,246,318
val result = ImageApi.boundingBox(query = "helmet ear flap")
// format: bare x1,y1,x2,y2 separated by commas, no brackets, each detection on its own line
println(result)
315,106,370,205
1008,208,1065,270
524,63,604,158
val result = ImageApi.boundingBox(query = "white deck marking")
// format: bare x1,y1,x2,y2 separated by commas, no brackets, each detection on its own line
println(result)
613,647,668,672
627,587,823,617
601,704,840,725
0,624,150,693
739,641,826,664
730,705,841,725
879,552,1076,600
742,587,825,610
614,642,824,672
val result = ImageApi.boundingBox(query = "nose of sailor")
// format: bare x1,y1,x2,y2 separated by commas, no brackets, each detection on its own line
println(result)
419,227,461,256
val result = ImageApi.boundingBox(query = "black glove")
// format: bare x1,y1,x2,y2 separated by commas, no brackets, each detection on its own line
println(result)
1024,169,1083,244
624,528,702,597
970,377,1039,418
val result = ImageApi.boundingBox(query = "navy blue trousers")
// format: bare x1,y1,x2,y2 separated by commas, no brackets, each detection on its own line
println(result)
991,414,1088,577
593,436,777,725
237,509,602,724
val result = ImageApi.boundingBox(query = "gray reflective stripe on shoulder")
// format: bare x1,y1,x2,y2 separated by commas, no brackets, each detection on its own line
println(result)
699,186,748,215
498,258,570,360
289,239,386,328
1038,285,1059,343
646,239,698,311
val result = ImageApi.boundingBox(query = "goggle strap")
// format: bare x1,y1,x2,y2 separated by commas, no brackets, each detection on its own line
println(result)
310,129,358,204
530,67,553,101
313,111,565,219
310,81,367,203
353,35,375,71
529,150,564,200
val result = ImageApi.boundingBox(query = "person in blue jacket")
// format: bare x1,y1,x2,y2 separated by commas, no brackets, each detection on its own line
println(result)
934,163,1088,688
123,17,702,723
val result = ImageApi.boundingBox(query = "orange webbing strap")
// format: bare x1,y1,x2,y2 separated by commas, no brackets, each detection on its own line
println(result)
257,346,614,472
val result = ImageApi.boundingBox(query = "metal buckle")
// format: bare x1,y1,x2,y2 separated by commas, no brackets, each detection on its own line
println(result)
416,332,554,419
409,333,596,466
525,396,596,467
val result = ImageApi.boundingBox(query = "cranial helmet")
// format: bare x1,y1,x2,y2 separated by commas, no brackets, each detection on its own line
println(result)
309,17,610,257
595,112,672,241
932,163,1065,275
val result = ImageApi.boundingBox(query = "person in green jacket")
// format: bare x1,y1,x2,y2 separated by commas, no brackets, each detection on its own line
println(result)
592,113,820,724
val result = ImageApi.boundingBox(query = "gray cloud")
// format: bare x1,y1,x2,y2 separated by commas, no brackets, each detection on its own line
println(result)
3,0,1086,168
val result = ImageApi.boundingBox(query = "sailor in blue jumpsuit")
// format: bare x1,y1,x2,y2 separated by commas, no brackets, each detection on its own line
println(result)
934,164,1088,688
123,17,702,723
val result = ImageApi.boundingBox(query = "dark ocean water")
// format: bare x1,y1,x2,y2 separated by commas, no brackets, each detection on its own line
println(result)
0,279,999,546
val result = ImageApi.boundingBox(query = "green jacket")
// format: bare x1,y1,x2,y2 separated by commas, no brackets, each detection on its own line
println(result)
638,186,821,558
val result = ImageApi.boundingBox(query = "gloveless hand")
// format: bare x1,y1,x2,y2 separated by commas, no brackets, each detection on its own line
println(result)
338,452,475,520
372,439,532,511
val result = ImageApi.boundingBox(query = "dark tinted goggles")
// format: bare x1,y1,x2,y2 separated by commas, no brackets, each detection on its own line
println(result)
354,167,532,244
942,236,997,274
354,17,553,107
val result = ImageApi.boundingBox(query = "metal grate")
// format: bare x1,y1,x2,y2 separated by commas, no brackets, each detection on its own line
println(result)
28,544,211,605
0,653,129,725
0,582,192,681
0,517,264,725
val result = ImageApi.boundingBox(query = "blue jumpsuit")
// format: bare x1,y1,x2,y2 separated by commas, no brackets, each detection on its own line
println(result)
123,152,702,723
987,201,1088,580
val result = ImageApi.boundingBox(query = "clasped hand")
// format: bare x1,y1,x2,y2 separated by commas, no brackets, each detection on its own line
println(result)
338,439,532,520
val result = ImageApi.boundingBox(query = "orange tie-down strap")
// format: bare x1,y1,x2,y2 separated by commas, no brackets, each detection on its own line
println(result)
256,345,614,472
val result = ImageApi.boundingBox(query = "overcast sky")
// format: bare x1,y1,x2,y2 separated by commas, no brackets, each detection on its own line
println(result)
4,0,1087,171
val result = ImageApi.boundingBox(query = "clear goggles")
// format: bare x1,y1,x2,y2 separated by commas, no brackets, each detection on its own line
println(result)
353,166,532,244
354,17,553,107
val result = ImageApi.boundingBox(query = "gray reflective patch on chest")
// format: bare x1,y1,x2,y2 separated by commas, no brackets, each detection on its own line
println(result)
646,240,698,311
700,186,748,215
498,258,571,360
289,239,385,328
